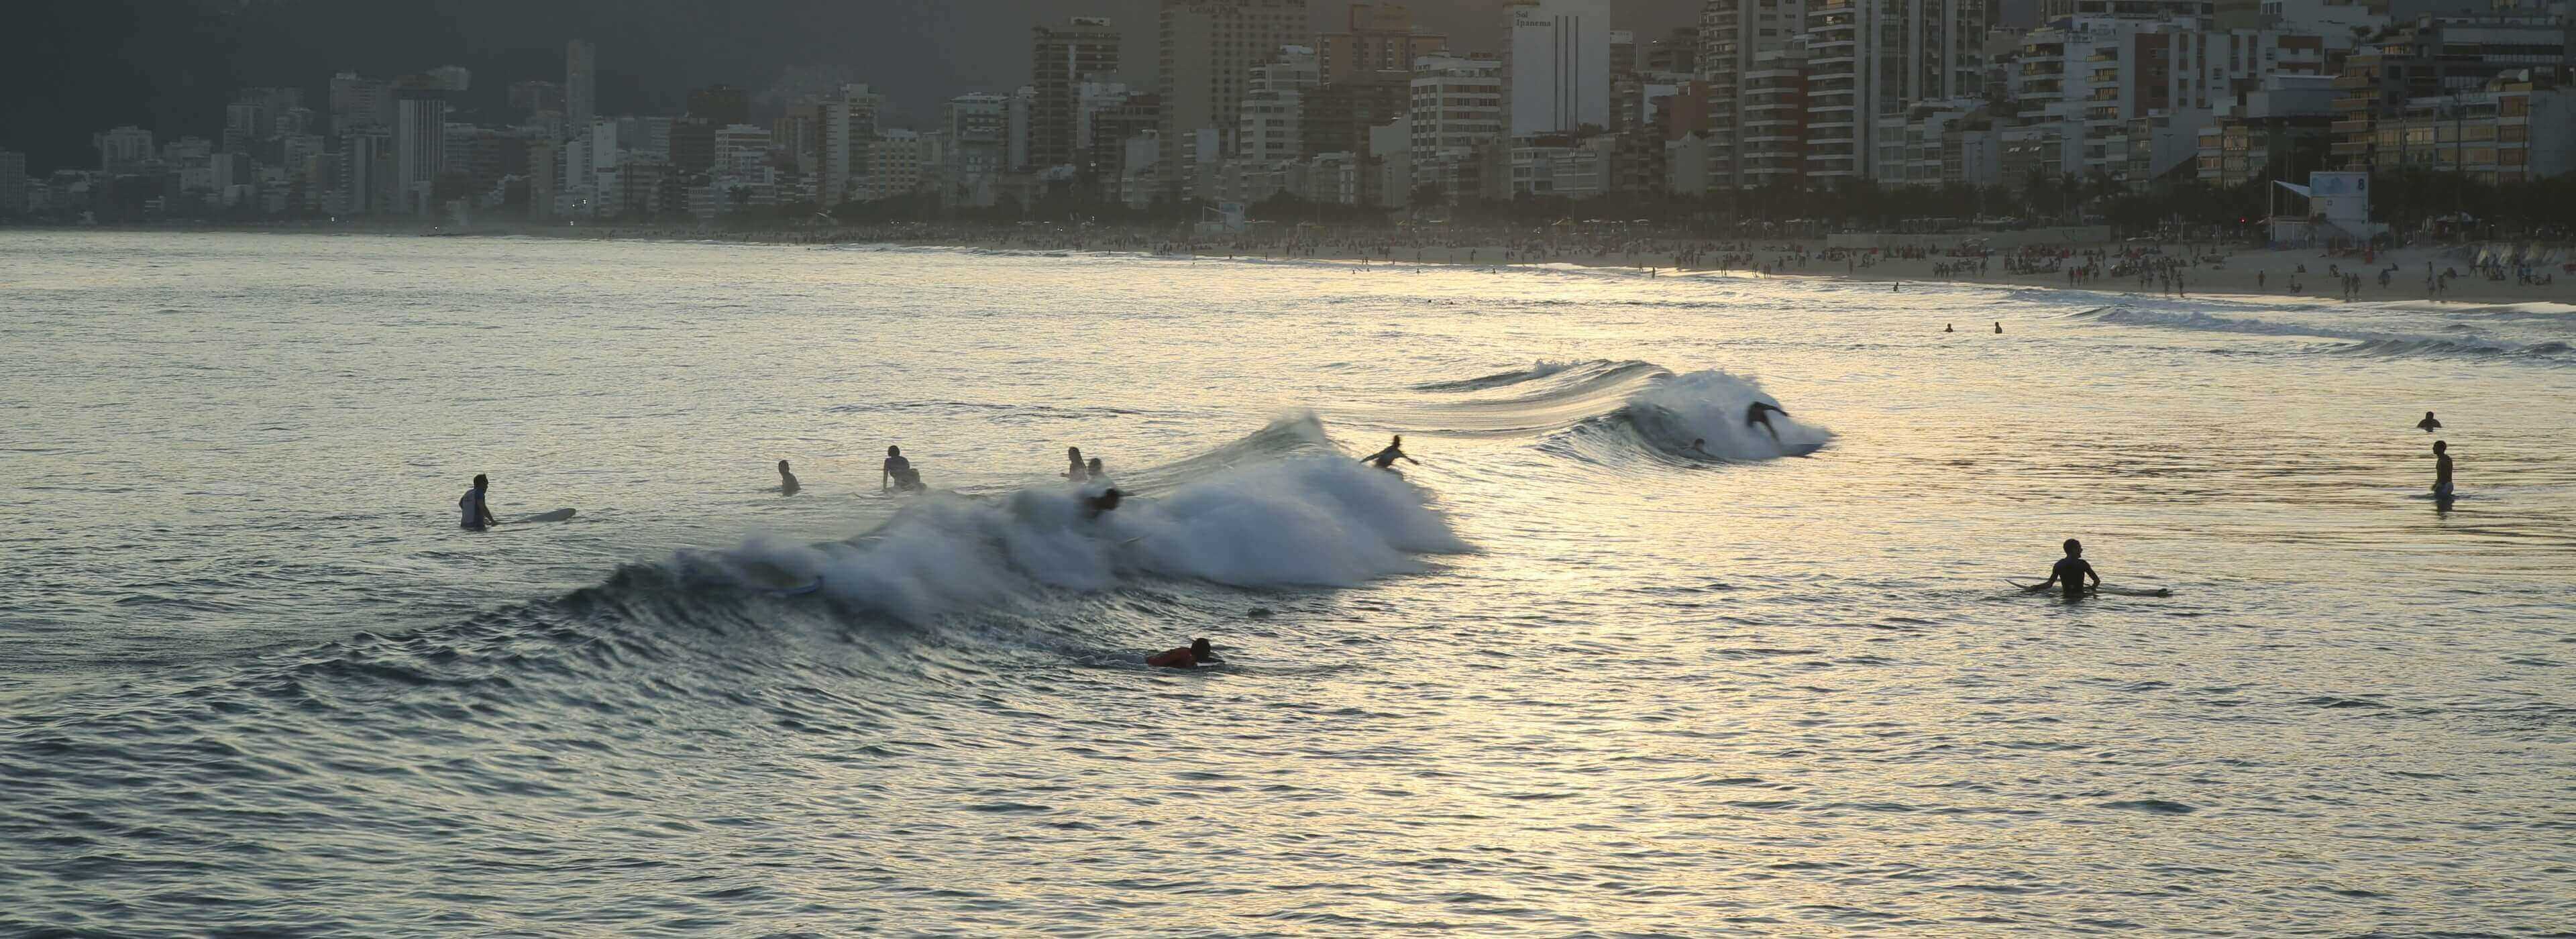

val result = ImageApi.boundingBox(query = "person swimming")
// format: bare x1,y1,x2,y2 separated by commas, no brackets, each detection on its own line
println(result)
1743,401,1788,442
2417,411,2442,432
2432,440,2454,500
1361,435,1418,471
1945,323,1954,333
1146,638,1222,669
883,445,924,493
2026,538,2100,599
1063,446,1087,482
458,474,498,530
1690,437,1713,457
1994,321,2004,334
777,459,800,496
1083,487,1124,519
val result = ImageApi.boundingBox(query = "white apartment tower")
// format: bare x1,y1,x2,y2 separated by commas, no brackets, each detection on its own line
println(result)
1504,0,1614,137
1409,54,1505,182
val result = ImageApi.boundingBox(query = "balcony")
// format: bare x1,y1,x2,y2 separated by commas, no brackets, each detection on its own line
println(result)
2330,118,2371,133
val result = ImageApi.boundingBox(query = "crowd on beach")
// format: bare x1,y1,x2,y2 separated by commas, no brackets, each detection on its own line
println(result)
530,219,2575,306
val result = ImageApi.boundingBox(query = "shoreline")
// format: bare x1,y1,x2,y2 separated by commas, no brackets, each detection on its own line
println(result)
19,220,2576,308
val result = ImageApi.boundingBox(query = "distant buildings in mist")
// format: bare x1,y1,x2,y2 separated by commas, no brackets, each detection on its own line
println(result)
5,0,2575,227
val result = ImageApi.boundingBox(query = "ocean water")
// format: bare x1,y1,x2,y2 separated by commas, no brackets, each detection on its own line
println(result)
3,231,2573,935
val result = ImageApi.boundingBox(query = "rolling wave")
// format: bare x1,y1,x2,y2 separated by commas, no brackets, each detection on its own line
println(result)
2072,306,2576,363
1548,370,1834,464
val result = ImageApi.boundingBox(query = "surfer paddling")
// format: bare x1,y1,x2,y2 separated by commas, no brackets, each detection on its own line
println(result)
2416,411,2442,432
1146,638,1222,669
458,474,500,530
883,445,924,493
1362,435,1418,472
2025,539,2101,599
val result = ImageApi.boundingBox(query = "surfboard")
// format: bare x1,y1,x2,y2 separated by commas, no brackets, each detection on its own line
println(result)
514,508,576,523
2008,579,2171,598
1780,442,1825,457
769,577,824,597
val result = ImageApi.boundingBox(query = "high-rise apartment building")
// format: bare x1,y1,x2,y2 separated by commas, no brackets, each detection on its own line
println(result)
1239,47,1319,162
945,93,1012,180
393,87,449,214
95,126,156,174
0,150,26,217
821,84,884,207
330,72,394,138
1408,54,1505,187
1802,0,1986,179
1318,3,1450,83
1159,0,1311,192
1032,17,1124,173
1504,0,1613,137
567,40,598,135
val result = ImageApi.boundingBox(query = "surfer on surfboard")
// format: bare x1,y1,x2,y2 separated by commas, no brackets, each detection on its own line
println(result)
459,474,499,530
2023,539,2102,599
1146,638,1222,669
1362,435,1418,472
1744,401,1789,443
2416,411,2441,432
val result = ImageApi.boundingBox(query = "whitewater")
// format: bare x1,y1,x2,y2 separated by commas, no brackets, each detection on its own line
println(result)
3,231,2572,935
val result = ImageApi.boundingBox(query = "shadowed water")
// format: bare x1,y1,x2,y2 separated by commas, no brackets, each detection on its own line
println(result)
3,232,2571,934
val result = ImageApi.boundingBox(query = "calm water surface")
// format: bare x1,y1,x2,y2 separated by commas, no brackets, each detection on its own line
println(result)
3,231,2573,935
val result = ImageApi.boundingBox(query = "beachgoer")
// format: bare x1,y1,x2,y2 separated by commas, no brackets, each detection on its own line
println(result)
2432,441,2455,500
883,445,922,492
1064,446,1087,482
2417,411,2441,432
777,460,800,496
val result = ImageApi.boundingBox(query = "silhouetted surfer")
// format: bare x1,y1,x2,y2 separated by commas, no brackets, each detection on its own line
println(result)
1084,488,1124,519
458,474,498,530
1146,638,1221,669
1690,438,1714,457
1743,401,1788,443
1945,323,1954,333
1362,435,1418,471
2432,441,2455,500
883,445,923,493
1086,457,1106,481
1994,321,2004,334
777,460,800,496
2025,539,2100,599
1064,446,1088,482
2417,411,2442,432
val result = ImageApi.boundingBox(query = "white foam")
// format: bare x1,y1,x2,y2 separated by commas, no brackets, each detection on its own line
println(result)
1625,370,1834,461
714,455,1467,622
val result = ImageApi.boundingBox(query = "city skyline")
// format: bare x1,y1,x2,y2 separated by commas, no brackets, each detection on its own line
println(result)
3,0,1707,175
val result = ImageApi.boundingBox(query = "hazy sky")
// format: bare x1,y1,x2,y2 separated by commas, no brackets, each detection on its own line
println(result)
6,0,1701,174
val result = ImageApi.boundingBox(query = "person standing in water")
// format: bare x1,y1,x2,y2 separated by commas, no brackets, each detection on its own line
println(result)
459,474,498,530
1086,457,1106,480
2432,441,2455,500
1994,321,2004,334
1063,447,1088,482
2417,411,2442,432
1743,401,1789,443
2026,539,2100,599
1361,435,1418,471
777,460,800,496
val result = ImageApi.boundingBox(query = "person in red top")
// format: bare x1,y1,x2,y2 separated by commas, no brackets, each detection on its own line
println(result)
1146,639,1221,669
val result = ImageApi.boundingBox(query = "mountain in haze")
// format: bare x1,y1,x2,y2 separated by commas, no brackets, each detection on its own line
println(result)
5,0,1703,174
